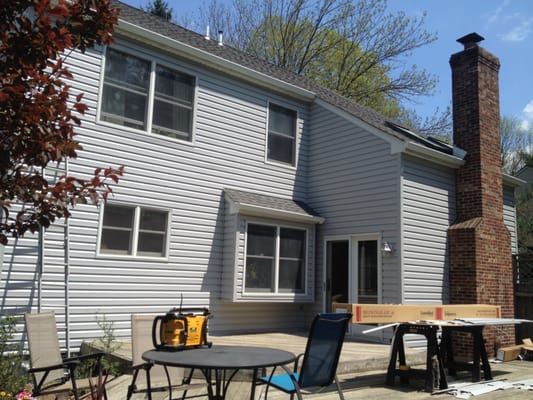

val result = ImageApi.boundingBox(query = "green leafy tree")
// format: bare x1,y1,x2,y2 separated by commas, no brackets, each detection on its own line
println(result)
143,0,174,21
189,0,446,130
0,0,123,245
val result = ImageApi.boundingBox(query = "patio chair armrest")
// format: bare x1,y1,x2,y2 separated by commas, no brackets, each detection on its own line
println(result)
293,353,304,371
29,359,80,373
131,361,152,372
65,351,106,364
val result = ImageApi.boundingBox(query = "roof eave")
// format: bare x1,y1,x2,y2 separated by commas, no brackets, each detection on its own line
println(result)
116,19,316,102
229,202,325,224
404,141,466,168
503,173,526,187
315,99,467,166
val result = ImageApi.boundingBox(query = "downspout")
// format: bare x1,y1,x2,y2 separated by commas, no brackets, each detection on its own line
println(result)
64,159,71,357
38,169,45,313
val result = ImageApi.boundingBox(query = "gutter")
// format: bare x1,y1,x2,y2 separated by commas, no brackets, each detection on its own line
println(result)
404,141,465,168
234,203,326,224
115,20,316,102
316,100,466,169
503,174,526,188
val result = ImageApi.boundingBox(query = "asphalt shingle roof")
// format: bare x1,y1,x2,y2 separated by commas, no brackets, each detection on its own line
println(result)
224,188,321,219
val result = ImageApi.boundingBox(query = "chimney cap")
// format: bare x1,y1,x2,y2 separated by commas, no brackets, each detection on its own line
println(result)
457,32,484,49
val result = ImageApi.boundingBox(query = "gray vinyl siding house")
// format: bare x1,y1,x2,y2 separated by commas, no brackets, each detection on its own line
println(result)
0,1,521,351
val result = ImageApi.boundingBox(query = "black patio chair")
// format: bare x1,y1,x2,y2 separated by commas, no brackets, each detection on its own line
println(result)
257,312,352,399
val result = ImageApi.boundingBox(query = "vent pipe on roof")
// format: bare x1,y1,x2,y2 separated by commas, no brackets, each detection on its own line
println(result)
205,26,210,40
218,30,223,46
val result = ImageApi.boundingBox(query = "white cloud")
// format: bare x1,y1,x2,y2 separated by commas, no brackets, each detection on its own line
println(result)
486,0,509,23
524,100,533,116
485,1,533,42
522,100,533,130
500,21,531,42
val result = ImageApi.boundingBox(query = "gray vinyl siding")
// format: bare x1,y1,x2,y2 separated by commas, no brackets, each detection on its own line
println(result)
308,103,402,308
503,184,518,252
221,200,239,301
0,40,313,349
401,155,456,304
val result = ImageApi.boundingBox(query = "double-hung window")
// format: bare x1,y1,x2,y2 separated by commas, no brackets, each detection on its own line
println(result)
99,204,169,258
267,103,297,165
245,223,306,294
100,47,195,141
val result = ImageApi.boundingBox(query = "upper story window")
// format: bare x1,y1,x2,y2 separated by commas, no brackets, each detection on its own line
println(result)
99,204,170,258
100,48,195,141
267,103,297,165
245,223,306,294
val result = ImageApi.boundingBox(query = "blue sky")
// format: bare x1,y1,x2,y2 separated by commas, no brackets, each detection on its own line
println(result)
121,0,533,129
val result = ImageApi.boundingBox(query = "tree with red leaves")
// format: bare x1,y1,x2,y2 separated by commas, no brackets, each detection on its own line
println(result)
0,0,124,245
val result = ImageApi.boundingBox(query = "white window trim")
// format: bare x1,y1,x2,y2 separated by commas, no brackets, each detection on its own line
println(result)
242,219,309,297
264,100,299,169
96,44,198,145
96,202,171,261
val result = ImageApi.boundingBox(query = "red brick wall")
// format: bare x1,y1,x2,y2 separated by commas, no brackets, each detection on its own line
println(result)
448,36,515,353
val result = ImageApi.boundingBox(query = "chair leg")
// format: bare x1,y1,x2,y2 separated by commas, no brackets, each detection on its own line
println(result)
146,364,153,400
179,368,195,400
334,375,345,400
126,368,139,400
68,364,80,400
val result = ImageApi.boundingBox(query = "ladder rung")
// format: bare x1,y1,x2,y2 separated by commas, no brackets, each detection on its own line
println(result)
41,281,66,287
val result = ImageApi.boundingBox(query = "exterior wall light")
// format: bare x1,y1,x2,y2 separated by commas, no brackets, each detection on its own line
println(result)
382,240,394,255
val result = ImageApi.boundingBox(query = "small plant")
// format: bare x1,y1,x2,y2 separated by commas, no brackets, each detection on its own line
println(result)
0,315,31,396
86,369,108,400
95,314,122,377
77,314,122,399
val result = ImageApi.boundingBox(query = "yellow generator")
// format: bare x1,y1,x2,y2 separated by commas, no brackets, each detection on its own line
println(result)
152,307,212,350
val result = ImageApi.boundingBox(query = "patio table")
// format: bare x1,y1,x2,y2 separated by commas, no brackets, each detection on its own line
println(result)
142,345,297,400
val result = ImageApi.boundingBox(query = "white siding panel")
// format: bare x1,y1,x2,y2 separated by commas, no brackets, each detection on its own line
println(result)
402,156,456,304
503,185,518,252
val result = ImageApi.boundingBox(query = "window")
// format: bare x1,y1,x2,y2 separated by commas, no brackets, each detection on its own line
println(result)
99,204,169,257
100,48,195,140
245,223,306,293
267,103,297,165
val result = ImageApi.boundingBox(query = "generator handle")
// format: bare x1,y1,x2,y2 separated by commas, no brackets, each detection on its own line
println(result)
170,307,211,317
152,315,164,348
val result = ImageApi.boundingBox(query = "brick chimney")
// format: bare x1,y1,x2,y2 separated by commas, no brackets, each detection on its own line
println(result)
448,33,514,351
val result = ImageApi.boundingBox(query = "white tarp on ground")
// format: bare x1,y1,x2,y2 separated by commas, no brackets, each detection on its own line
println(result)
448,380,513,399
512,378,533,390
445,378,533,398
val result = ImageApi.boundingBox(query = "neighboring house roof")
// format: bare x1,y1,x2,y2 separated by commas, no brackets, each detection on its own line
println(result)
517,165,533,184
224,188,325,224
112,1,457,157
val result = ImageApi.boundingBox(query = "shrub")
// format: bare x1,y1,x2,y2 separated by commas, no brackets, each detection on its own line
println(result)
0,315,31,395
